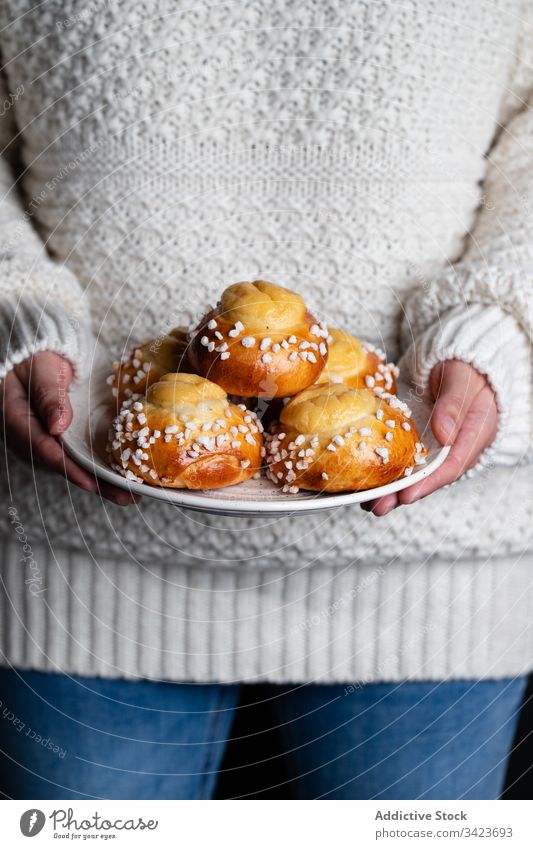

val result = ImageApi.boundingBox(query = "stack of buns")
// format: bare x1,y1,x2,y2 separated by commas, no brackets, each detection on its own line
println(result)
107,280,426,492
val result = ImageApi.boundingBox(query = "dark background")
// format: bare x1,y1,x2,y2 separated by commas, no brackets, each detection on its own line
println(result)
215,677,533,799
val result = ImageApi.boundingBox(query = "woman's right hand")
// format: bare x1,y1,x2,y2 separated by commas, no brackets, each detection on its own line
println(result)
0,350,137,506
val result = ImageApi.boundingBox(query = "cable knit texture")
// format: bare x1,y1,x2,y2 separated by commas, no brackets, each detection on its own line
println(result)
0,0,532,683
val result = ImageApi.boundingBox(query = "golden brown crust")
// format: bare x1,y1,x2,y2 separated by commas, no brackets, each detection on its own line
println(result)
316,328,399,395
108,327,194,407
107,373,264,489
265,383,426,493
189,280,329,398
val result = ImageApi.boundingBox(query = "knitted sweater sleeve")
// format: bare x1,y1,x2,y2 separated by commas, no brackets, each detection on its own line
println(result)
0,69,92,382
399,13,533,470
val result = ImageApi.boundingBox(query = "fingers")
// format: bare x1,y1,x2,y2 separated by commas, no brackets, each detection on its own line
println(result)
23,351,74,435
2,369,97,491
399,384,498,505
429,360,486,446
361,492,399,516
36,434,99,493
96,481,141,506
2,366,139,506
363,362,498,517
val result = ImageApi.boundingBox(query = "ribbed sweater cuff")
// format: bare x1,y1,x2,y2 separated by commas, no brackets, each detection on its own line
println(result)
399,304,532,470
0,294,92,382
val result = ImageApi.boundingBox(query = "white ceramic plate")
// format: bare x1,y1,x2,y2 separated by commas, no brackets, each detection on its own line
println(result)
62,352,450,517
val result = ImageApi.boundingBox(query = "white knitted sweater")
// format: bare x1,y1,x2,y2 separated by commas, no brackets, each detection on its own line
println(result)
1,0,532,683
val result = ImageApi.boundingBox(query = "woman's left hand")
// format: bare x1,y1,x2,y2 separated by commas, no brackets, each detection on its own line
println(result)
363,359,498,516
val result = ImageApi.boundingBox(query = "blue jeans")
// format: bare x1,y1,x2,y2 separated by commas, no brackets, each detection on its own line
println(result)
0,668,526,800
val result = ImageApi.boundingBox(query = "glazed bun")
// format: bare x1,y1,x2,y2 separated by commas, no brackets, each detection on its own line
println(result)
189,280,328,398
108,327,193,406
108,373,263,489
316,328,398,395
266,383,426,493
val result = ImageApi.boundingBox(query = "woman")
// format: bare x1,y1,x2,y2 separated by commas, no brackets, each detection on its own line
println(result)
0,0,531,799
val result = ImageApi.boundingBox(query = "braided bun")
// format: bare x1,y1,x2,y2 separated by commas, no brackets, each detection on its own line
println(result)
189,280,328,398
108,373,263,489
266,383,426,493
316,328,398,394
108,327,193,407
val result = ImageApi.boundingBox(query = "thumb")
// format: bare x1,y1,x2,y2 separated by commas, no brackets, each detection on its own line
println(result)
27,351,74,435
429,359,485,446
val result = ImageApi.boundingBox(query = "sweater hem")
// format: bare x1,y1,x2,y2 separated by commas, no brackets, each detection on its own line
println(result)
2,537,532,685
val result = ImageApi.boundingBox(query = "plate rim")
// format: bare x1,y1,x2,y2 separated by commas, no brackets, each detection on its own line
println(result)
62,432,450,514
